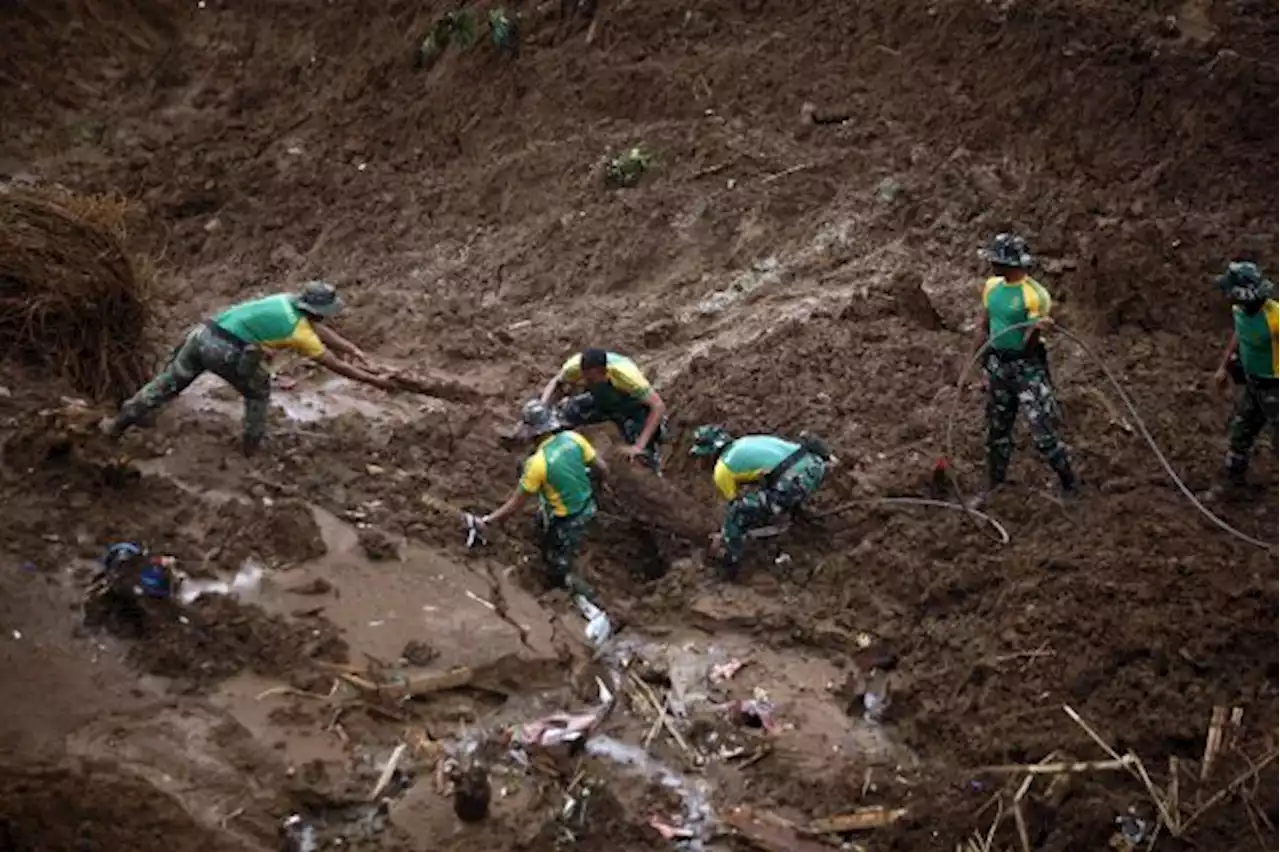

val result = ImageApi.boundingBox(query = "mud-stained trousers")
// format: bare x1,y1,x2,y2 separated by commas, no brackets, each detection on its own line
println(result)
112,323,271,452
983,351,1076,489
559,393,666,472
536,501,597,599
720,454,827,579
1226,375,1279,480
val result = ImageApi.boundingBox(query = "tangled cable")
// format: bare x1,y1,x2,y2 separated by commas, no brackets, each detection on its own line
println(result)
944,320,1275,553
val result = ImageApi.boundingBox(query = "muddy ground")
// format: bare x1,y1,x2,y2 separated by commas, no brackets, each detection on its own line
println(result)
0,0,1277,850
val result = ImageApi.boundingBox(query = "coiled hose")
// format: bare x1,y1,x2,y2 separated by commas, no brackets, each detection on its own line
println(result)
945,320,1274,553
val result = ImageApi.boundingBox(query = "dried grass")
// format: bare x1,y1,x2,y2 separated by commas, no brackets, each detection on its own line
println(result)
0,187,159,401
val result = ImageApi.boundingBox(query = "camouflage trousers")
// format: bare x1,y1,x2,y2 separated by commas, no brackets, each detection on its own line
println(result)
1226,376,1279,476
537,501,597,599
114,324,271,448
722,454,827,574
983,352,1075,488
559,393,666,472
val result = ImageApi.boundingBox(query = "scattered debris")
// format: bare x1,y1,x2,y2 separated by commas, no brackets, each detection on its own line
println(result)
708,658,746,684
807,806,909,833
280,814,318,852
725,695,777,732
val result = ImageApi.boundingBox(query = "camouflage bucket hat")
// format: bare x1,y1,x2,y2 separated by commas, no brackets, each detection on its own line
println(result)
689,425,733,457
294,280,344,317
518,399,563,438
1216,261,1276,304
979,233,1033,269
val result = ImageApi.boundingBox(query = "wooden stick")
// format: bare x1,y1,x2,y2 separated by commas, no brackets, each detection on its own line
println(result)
369,743,408,801
628,672,693,757
1201,706,1227,781
1130,754,1178,836
1183,751,1278,831
978,756,1134,775
761,163,814,184
1012,800,1031,852
1063,706,1178,835
1062,705,1124,762
642,692,668,749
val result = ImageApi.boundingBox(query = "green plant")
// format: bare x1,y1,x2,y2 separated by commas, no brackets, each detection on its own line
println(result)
604,146,656,188
488,8,518,52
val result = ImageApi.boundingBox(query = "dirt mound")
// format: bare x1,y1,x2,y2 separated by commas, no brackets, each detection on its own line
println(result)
205,497,328,568
1,397,141,487
602,448,716,543
90,592,348,690
0,189,157,401
0,761,240,852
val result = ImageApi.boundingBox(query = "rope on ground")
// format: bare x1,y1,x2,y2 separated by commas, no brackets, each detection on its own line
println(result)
945,319,1274,553
814,497,1011,544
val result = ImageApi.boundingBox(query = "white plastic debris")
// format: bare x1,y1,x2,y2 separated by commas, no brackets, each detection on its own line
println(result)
574,595,612,647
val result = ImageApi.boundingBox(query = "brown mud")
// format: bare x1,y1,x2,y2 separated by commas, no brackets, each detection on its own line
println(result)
0,0,1276,850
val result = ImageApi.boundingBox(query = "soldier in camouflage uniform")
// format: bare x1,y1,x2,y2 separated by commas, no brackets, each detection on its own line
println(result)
539,348,669,472
1212,261,1279,485
959,234,1078,508
689,425,830,581
471,400,608,600
103,282,395,456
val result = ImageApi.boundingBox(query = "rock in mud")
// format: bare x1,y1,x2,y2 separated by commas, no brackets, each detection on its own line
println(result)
399,639,440,666
288,577,335,596
357,526,400,561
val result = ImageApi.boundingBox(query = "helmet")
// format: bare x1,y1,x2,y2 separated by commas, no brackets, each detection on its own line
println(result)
1216,261,1275,305
103,541,144,572
293,280,344,317
519,399,563,437
689,425,733,457
979,233,1033,269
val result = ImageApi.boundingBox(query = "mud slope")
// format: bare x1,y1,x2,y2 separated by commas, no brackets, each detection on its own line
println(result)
0,0,1275,850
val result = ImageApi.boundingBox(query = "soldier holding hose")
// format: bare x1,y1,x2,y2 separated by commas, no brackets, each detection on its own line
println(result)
958,234,1078,508
1212,261,1278,486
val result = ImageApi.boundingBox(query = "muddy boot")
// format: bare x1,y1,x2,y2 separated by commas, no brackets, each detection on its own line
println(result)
564,572,596,602
1057,467,1080,504
241,433,263,458
966,489,992,511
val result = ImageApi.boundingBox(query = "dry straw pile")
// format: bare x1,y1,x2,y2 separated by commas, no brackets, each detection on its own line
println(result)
0,188,158,401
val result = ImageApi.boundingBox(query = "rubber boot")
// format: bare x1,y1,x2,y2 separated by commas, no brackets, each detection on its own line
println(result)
1057,468,1080,503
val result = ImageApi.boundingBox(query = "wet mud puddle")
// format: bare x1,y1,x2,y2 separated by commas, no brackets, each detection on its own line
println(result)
123,431,917,849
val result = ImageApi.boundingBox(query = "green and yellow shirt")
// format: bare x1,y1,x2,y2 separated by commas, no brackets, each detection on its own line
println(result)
1233,299,1279,379
712,435,799,501
982,276,1053,352
519,431,598,517
557,351,656,410
213,294,326,358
